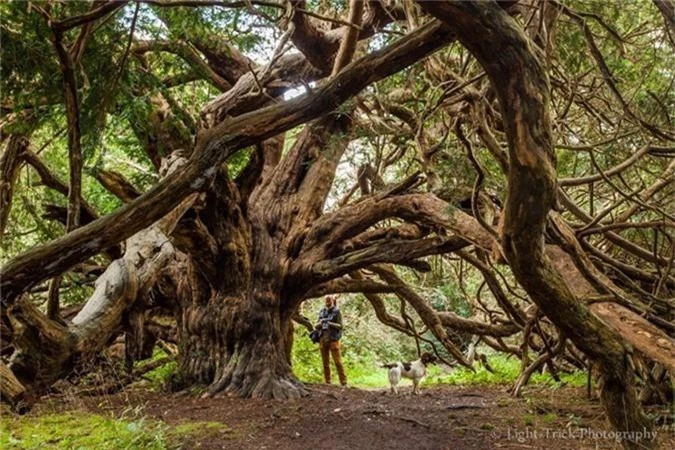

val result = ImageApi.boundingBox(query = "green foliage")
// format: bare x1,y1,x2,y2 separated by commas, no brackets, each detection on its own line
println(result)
0,408,235,450
0,411,173,450
533,369,587,389
425,353,521,386
424,353,586,389
291,325,401,388
171,421,230,435
135,349,179,392
291,327,325,384
170,421,234,441
541,412,559,424
428,283,473,317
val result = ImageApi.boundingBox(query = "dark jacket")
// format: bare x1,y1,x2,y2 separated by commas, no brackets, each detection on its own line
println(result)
317,306,343,341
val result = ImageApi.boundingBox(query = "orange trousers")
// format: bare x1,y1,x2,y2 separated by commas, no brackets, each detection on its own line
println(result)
319,339,347,385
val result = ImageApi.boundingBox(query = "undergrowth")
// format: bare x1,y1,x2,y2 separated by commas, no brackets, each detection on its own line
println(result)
0,409,233,450
424,354,587,388
138,349,179,391
0,411,173,450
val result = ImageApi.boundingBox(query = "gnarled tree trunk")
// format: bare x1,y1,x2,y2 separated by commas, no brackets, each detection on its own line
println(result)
419,2,654,448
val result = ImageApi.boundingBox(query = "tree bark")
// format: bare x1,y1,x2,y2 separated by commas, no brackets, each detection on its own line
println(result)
0,136,27,241
0,362,31,414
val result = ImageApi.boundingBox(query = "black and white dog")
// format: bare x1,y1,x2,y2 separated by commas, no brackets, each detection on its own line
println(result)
382,352,437,394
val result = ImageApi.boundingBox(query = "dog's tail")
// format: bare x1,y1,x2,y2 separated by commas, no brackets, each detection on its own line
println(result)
381,363,398,369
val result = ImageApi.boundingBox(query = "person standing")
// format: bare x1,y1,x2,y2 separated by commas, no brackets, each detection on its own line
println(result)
315,296,347,386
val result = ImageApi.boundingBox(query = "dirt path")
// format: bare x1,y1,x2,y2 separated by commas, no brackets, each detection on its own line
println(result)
41,384,672,450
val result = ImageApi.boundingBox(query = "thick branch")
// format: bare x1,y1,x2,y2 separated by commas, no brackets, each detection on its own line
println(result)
201,1,411,121
288,0,334,71
437,311,520,338
1,20,455,304
0,136,27,240
0,362,30,414
93,169,142,203
133,40,231,91
331,0,365,76
653,0,675,47
311,235,470,281
305,277,396,298
302,192,495,261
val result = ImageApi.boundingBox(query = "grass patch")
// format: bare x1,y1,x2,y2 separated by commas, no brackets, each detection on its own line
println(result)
133,348,180,392
0,410,234,450
425,353,587,389
542,412,559,423
292,337,407,388
172,421,228,434
292,325,395,388
0,411,173,450
425,353,521,386
293,325,589,391
143,359,179,391
170,421,234,441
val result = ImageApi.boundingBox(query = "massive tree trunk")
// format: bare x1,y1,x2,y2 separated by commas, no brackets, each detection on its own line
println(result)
175,111,354,398
182,291,302,399
178,286,301,398
172,165,304,398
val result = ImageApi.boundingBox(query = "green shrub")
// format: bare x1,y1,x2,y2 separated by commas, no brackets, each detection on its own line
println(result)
135,349,179,391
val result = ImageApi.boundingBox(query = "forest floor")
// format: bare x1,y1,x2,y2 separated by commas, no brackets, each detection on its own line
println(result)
22,383,673,450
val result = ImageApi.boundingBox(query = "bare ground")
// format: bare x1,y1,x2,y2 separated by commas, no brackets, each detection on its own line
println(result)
37,383,673,450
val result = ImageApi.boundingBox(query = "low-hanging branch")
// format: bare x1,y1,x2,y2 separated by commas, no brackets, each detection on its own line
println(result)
5,173,196,409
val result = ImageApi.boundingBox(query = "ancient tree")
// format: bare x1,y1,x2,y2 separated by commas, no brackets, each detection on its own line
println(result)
1,2,673,448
